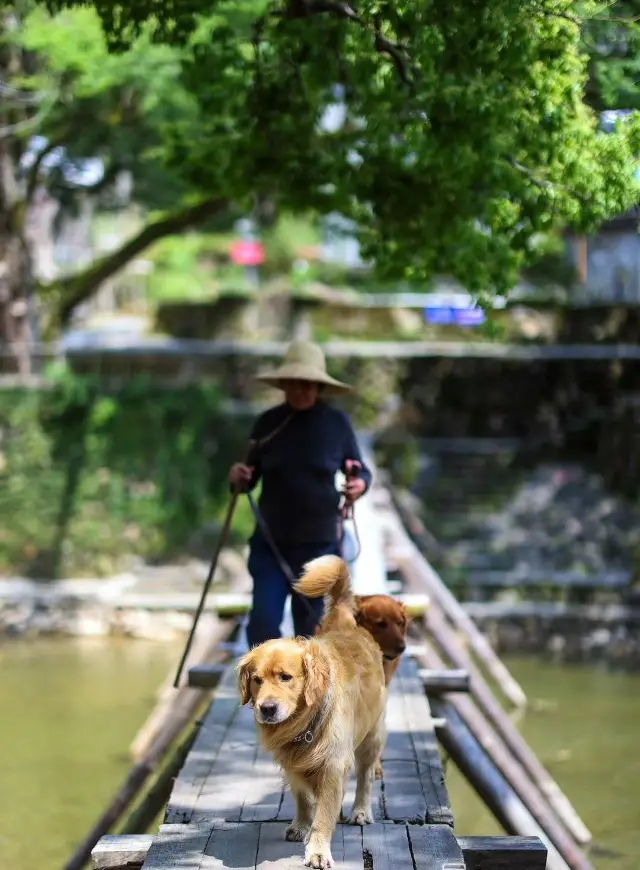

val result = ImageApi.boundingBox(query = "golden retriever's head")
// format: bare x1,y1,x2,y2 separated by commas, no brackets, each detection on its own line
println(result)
237,638,330,726
355,595,410,661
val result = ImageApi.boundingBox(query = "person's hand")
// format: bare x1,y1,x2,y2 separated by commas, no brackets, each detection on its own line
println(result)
343,477,366,502
229,463,254,489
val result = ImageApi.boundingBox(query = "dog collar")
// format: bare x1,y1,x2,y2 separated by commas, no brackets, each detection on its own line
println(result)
292,709,322,745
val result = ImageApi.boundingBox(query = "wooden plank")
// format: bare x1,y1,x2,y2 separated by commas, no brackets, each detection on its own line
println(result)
342,826,364,870
396,658,453,826
92,835,152,869
240,748,286,822
409,825,466,870
188,664,227,689
362,823,413,870
381,761,429,824
191,703,258,823
165,664,239,824
200,822,261,870
255,822,346,870
457,836,547,870
382,676,416,762
417,669,470,695
116,592,428,617
277,787,296,822
141,824,212,870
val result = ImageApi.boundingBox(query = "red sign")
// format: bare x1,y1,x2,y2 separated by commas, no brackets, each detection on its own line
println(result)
230,240,264,266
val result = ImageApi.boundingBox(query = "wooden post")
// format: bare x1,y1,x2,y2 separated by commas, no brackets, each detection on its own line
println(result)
91,834,152,869
423,605,592,846
421,642,594,870
457,835,547,870
62,665,220,870
129,616,233,760
417,668,470,694
430,696,569,870
119,718,204,836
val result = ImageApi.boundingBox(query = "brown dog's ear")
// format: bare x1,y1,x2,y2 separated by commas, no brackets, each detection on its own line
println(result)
302,644,330,707
236,652,254,705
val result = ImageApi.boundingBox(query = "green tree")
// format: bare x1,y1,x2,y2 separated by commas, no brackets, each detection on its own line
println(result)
582,1,640,110
2,0,640,360
0,4,231,363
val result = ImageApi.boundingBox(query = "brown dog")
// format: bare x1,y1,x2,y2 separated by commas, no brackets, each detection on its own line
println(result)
354,594,410,685
237,556,387,869
353,595,410,778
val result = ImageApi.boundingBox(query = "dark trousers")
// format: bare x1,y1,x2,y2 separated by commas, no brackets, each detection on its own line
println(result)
246,533,340,648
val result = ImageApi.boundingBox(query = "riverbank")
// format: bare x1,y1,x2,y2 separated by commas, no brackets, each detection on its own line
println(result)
5,564,640,670
0,548,249,639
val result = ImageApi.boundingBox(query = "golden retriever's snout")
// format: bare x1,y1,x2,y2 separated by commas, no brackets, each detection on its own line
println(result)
257,700,282,724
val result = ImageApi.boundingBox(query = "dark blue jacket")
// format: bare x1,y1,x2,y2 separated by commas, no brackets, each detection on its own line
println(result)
245,401,372,544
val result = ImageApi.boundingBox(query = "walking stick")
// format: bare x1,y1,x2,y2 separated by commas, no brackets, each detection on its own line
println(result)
172,441,255,688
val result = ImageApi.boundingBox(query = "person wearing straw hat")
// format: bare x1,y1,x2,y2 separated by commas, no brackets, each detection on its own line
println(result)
229,340,372,647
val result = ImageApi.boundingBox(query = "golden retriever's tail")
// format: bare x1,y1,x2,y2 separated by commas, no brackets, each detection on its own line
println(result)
295,555,356,631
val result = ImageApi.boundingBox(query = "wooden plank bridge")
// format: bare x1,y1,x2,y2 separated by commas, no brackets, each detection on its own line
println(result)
86,447,595,870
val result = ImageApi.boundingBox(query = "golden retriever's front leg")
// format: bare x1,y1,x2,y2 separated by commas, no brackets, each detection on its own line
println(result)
305,770,343,869
286,777,314,843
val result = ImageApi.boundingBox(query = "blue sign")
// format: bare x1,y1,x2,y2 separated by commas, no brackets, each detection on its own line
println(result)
455,307,486,327
424,306,455,325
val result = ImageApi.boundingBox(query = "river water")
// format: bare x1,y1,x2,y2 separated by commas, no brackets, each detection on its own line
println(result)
1,638,638,870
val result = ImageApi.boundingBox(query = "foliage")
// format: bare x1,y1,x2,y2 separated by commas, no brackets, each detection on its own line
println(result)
20,0,640,306
581,1,640,110
0,368,254,578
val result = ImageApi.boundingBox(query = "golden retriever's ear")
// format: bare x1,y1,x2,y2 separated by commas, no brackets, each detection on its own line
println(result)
401,604,412,626
236,652,254,705
302,645,330,707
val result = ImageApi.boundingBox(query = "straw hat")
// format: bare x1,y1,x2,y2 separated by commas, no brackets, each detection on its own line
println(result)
255,341,352,396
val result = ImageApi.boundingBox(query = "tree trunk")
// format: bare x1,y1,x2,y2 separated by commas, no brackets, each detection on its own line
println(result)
0,140,35,377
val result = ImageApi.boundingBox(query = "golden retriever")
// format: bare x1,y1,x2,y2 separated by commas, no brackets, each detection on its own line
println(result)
237,555,387,869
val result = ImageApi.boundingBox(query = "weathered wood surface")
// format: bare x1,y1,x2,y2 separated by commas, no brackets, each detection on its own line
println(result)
169,654,452,828
188,663,227,689
458,835,547,870
92,834,153,869
417,669,470,694
95,829,548,870
140,822,536,870
114,591,429,617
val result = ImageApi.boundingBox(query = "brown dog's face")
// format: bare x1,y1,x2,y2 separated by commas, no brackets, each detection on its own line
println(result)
355,595,409,661
237,638,329,726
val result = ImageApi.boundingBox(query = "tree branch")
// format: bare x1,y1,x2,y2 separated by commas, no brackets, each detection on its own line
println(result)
284,0,418,85
26,139,62,203
507,156,588,201
39,196,228,326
